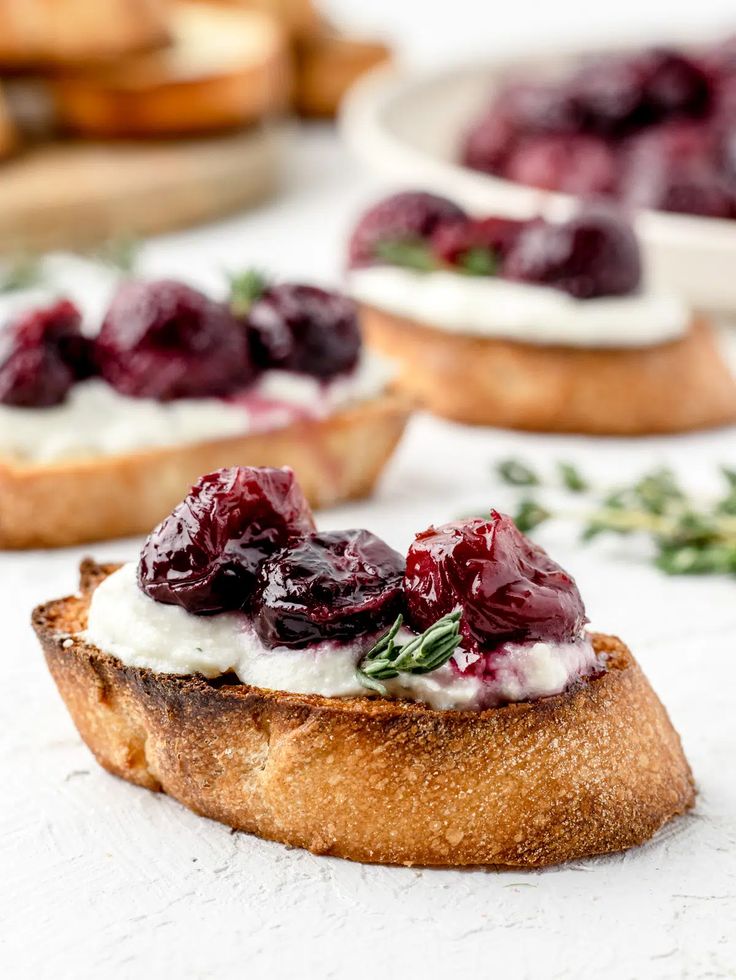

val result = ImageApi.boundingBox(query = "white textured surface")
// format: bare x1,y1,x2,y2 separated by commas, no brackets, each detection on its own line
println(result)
2,126,736,980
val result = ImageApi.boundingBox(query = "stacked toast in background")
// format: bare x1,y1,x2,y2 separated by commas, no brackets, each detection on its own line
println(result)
0,0,391,152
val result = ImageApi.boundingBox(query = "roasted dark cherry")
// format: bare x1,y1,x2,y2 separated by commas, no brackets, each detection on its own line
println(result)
503,133,617,195
461,106,519,174
431,216,528,269
0,299,88,407
97,279,251,401
253,529,405,648
641,49,711,120
569,54,650,135
246,284,361,379
138,466,316,615
404,511,586,652
348,191,467,267
504,211,642,299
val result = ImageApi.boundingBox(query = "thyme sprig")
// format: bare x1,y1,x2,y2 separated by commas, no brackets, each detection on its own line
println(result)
228,268,269,316
495,457,736,576
0,254,44,294
357,611,462,694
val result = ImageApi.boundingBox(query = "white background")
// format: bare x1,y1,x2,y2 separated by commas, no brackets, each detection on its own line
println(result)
2,2,736,978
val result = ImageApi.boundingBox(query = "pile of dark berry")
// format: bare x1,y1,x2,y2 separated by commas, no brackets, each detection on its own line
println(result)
0,277,360,407
138,466,586,672
461,41,736,219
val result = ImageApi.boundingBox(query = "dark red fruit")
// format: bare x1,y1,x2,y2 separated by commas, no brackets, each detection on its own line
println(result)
641,49,711,120
253,529,405,648
461,106,518,174
503,134,617,195
504,210,642,298
404,511,586,652
431,216,528,270
247,284,361,379
348,191,467,267
97,279,251,401
570,54,650,135
0,299,86,407
138,466,316,615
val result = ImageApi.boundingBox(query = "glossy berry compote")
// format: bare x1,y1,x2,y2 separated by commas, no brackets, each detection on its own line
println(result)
431,216,527,271
138,466,315,615
97,279,251,400
404,511,586,652
247,284,361,378
0,299,88,407
504,210,642,298
348,191,467,267
253,529,405,648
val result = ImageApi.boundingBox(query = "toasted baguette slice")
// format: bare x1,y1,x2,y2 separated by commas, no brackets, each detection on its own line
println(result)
361,306,736,435
0,83,19,158
204,0,321,39
34,560,695,868
0,0,170,68
50,2,290,137
293,30,391,117
0,393,410,549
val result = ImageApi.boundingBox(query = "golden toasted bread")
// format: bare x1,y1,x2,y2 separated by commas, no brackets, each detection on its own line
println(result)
34,560,695,868
0,83,19,157
293,30,391,117
0,0,170,68
0,393,410,549
361,306,736,435
50,2,290,137
205,0,321,39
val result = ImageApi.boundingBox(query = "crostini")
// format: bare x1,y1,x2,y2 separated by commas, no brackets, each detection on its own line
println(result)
34,465,694,867
347,191,736,435
0,275,409,548
49,1,290,137
0,0,170,68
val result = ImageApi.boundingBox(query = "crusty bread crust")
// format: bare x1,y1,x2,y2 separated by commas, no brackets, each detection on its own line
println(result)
293,32,391,117
361,305,736,435
0,393,410,549
50,3,290,137
0,0,170,68
33,560,695,868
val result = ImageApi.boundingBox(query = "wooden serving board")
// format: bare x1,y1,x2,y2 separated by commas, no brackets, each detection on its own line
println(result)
0,123,287,252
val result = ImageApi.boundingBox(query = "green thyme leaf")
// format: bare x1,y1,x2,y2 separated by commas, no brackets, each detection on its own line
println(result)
513,499,551,533
92,236,140,274
496,458,539,486
0,254,44,294
228,268,269,316
374,239,438,272
458,247,497,276
357,611,462,691
558,461,588,493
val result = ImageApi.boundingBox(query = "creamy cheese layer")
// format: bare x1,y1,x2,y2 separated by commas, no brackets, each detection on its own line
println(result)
83,563,600,712
348,267,689,348
0,355,392,464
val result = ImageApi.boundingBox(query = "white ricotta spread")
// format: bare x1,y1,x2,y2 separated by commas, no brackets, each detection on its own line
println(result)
348,266,689,348
0,354,392,464
83,563,600,712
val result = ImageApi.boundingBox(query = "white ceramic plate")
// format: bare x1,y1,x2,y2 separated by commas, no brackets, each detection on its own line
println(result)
341,50,736,314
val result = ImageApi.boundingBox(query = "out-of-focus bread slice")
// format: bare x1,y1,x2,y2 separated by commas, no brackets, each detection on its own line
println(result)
208,0,321,39
50,2,290,137
294,30,391,117
0,0,170,68
0,392,411,549
0,84,19,158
